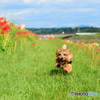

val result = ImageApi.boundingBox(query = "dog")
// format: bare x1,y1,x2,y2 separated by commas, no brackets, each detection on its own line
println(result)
55,44,73,73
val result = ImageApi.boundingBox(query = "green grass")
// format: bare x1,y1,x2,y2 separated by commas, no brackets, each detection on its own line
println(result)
70,33,100,40
0,39,100,100
55,33,100,43
55,36,67,39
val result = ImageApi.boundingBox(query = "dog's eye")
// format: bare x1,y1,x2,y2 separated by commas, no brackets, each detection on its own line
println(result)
64,54,66,56
58,54,61,56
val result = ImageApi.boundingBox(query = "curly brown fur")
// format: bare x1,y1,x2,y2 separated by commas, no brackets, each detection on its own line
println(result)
55,44,73,73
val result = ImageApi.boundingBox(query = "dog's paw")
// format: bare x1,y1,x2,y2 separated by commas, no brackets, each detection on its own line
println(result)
57,64,61,67
64,70,68,73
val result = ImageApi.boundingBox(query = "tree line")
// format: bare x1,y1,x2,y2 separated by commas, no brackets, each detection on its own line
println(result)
26,27,100,34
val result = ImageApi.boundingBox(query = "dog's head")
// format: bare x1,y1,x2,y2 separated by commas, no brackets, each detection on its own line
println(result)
55,44,73,64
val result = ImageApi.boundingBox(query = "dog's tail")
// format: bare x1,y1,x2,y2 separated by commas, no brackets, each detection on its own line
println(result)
61,44,67,49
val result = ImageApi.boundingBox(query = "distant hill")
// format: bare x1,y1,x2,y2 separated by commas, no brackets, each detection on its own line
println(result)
26,27,100,34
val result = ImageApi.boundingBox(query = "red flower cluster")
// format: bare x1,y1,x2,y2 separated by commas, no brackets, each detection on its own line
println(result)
78,40,82,43
22,31,28,34
72,40,75,42
31,43,35,46
15,32,21,35
0,17,10,34
15,38,18,41
0,17,7,26
93,44,96,47
63,38,66,41
0,17,37,44
91,54,93,57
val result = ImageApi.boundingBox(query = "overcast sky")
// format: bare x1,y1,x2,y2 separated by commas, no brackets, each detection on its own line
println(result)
0,0,100,28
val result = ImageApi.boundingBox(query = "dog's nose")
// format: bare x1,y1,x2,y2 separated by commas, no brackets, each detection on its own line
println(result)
61,58,63,61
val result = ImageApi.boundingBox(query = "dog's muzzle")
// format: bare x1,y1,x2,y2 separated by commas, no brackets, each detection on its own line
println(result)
61,57,63,61
60,58,65,64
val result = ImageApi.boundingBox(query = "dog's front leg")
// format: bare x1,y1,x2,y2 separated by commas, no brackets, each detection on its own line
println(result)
63,64,72,73
55,63,61,68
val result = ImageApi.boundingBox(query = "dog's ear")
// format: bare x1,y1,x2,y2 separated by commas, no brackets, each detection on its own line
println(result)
68,46,70,50
61,44,67,50
67,46,70,51
57,46,59,51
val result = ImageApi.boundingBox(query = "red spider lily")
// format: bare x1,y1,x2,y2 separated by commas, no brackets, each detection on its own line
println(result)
9,23,12,25
57,46,59,50
31,33,34,36
17,26,21,30
2,24,10,31
78,40,82,43
98,49,100,51
63,38,66,41
81,43,84,46
72,40,75,42
0,17,5,20
22,31,28,34
15,32,21,35
15,38,18,41
10,36,14,40
97,52,98,54
93,44,96,47
1,30,5,34
38,47,40,48
11,37,14,39
79,40,82,42
25,35,27,38
31,43,35,46
0,20,7,26
91,54,93,57
20,36,23,38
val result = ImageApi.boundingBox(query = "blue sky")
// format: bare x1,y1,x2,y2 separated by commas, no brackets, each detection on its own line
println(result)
0,0,100,28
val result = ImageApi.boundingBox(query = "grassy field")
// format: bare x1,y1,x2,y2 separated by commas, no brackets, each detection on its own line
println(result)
0,38,100,100
55,33,100,44
0,17,100,100
68,33,100,43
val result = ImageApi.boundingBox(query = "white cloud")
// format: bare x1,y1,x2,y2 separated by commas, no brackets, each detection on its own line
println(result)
22,0,34,4
22,0,73,4
13,8,39,15
0,8,40,25
89,23,100,27
89,23,95,26
47,24,56,28
0,8,39,17
21,0,100,6
87,0,100,3
0,0,100,5
62,8,95,13
0,0,100,28
63,23,77,27
0,0,20,4
0,5,4,8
